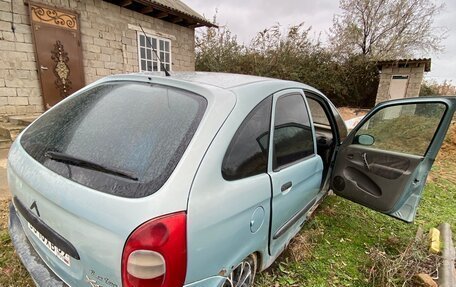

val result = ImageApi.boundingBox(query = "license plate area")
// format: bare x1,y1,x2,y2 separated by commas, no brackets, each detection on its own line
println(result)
28,222,71,266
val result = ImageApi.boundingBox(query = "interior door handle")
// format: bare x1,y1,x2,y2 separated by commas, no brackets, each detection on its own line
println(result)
362,153,370,171
281,181,292,192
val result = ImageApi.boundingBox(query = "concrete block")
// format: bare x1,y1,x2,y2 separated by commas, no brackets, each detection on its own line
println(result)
93,37,107,47
1,31,15,41
100,46,114,54
28,96,42,105
96,67,109,75
12,1,27,15
81,34,94,44
17,87,41,97
5,105,16,115
0,2,11,12
12,13,22,24
13,69,31,79
34,105,45,113
16,88,31,97
13,23,31,34
8,96,28,105
14,106,27,115
0,11,12,22
87,44,101,53
0,20,12,31
0,40,15,51
23,33,32,43
25,105,38,114
18,61,36,70
104,61,118,69
99,53,110,62
0,87,16,97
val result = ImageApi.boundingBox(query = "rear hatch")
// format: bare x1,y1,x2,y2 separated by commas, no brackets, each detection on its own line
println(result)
8,79,208,286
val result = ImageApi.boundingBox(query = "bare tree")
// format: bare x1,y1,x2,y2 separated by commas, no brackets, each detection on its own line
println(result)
329,0,446,59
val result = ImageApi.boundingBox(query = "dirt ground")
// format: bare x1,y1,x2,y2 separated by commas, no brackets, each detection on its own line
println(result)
338,107,369,121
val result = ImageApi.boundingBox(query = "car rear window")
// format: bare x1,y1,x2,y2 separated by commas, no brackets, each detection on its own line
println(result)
21,81,207,198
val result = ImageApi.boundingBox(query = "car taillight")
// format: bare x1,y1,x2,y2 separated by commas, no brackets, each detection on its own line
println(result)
121,212,187,287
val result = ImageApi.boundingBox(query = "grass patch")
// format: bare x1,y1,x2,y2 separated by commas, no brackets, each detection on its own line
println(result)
256,176,454,287
0,200,34,286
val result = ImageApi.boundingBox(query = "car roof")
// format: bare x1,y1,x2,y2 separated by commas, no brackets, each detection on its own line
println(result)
99,72,326,103
133,71,275,89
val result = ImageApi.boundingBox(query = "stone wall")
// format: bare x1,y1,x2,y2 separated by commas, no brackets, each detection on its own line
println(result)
375,66,425,104
0,0,196,116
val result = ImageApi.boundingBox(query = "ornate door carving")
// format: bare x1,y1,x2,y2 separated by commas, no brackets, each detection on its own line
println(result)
29,2,85,109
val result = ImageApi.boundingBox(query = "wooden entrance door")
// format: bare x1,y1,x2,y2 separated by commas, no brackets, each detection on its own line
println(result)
29,2,85,110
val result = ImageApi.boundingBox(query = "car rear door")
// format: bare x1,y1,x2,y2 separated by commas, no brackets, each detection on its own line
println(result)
331,97,455,222
268,90,324,255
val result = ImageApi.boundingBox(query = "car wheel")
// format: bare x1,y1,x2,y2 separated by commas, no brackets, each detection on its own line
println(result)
223,253,257,287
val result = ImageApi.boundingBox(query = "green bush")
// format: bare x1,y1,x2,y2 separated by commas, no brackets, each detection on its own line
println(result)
195,23,379,108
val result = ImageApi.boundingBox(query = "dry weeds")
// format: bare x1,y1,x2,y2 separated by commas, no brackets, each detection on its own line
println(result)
367,234,441,287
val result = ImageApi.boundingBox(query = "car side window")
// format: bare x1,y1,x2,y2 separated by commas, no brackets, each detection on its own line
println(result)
222,96,273,180
354,103,446,156
306,97,330,126
273,94,314,170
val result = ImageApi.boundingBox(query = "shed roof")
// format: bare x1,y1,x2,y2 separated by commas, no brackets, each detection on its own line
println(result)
377,58,431,72
105,0,216,28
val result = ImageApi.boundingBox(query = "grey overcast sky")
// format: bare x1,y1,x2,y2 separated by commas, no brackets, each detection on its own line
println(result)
186,0,456,84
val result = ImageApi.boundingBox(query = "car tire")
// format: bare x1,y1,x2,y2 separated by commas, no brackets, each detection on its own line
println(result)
223,253,257,287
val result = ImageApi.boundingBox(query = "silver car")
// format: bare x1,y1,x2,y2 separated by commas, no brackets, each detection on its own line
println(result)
8,72,456,287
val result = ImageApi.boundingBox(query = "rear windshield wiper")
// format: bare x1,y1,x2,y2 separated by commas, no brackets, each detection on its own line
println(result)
45,151,138,181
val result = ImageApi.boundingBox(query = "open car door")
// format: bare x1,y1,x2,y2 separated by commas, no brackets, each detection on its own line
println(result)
331,97,455,223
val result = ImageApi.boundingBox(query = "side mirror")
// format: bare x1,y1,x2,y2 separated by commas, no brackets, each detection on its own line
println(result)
355,134,375,146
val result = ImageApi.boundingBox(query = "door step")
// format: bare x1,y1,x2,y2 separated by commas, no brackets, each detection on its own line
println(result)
0,114,41,149
0,138,11,149
0,122,27,142
7,115,39,126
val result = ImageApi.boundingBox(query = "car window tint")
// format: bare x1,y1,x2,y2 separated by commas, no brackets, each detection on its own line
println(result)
306,97,330,126
273,94,314,170
222,97,272,180
21,82,207,198
355,103,446,156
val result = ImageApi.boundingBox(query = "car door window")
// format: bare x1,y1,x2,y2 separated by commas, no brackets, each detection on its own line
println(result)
273,94,314,170
355,103,446,156
306,97,330,126
222,96,273,180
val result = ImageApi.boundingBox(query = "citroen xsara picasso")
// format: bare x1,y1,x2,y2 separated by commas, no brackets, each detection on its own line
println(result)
8,72,456,287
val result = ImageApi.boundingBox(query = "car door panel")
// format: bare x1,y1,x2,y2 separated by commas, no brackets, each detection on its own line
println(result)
331,97,456,222
270,156,322,234
333,145,422,212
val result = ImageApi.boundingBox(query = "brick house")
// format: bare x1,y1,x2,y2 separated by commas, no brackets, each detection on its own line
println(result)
0,0,214,117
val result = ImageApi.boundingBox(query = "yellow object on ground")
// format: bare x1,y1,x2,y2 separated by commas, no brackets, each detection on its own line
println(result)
429,228,441,254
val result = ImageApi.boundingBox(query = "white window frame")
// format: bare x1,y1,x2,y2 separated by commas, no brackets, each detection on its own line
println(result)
137,32,172,72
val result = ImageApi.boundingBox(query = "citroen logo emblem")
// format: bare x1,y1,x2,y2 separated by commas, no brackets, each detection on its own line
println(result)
30,201,40,217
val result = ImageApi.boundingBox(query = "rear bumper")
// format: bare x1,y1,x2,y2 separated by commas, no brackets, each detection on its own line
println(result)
8,203,67,287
